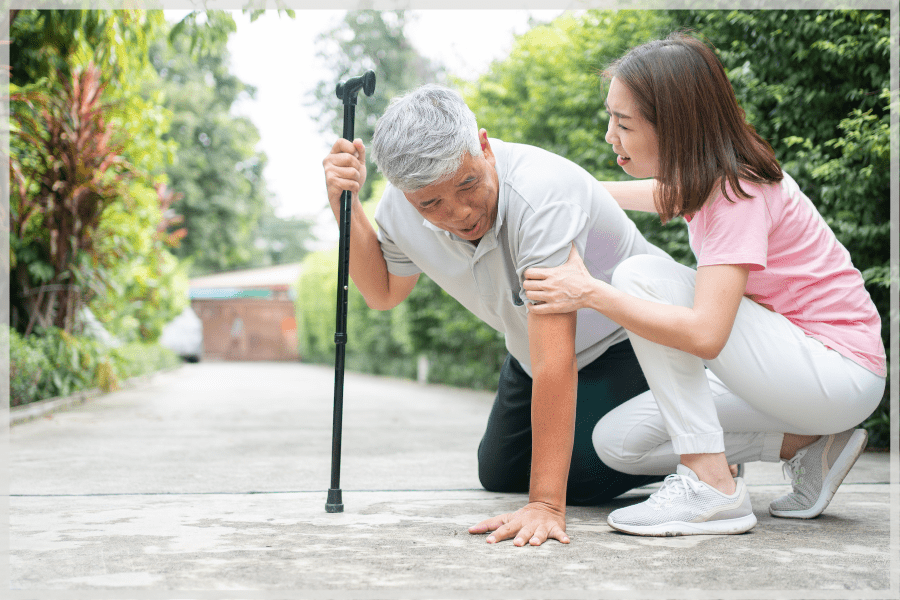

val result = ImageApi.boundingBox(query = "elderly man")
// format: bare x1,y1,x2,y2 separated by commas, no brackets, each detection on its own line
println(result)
322,84,669,546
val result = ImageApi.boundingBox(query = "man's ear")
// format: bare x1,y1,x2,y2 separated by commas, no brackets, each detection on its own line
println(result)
479,128,493,158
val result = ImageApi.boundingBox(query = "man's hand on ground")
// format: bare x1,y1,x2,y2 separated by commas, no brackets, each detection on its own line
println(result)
468,501,569,546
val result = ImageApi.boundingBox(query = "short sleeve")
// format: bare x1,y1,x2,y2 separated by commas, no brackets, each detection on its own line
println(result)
374,193,423,278
515,201,589,299
692,192,769,271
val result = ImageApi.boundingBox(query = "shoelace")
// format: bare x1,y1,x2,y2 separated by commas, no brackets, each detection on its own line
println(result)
647,473,704,508
782,448,808,487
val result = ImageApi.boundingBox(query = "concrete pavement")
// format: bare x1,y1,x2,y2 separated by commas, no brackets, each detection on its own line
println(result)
7,361,898,597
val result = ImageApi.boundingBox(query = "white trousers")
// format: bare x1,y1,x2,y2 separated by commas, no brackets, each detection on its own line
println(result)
593,255,885,476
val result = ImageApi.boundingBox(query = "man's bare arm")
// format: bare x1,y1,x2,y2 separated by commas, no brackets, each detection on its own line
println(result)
323,137,418,309
468,309,577,546
526,310,578,515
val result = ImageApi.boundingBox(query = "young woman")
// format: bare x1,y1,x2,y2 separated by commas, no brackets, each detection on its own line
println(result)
522,33,886,537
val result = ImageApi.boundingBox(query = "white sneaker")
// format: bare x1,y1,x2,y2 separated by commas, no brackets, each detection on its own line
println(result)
769,428,867,519
607,464,756,536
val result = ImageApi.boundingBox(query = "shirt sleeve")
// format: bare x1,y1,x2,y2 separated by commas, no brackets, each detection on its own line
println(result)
515,201,590,301
693,190,769,271
374,191,423,278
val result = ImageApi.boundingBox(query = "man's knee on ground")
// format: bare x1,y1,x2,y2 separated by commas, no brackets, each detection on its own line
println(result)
477,452,529,493
564,456,609,505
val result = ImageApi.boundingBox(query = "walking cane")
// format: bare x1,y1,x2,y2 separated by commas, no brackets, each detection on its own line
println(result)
326,70,376,513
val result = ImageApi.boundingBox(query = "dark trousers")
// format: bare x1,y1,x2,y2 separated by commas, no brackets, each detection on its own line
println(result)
477,339,661,505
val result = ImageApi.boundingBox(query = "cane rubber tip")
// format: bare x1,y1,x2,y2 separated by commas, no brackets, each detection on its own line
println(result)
326,488,344,512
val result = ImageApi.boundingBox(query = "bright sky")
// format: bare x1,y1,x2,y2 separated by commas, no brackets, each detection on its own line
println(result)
216,9,567,246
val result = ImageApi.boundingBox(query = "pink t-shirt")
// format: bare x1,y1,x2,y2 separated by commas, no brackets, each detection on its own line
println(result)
686,172,886,377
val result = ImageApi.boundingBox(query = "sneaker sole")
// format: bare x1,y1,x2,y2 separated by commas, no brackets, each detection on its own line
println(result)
769,428,868,519
608,513,757,537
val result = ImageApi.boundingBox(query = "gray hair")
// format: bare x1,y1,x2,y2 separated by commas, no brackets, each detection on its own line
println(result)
371,84,482,191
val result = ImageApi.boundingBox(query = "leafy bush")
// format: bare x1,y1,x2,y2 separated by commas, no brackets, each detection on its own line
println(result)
295,248,341,365
404,276,506,390
28,326,110,400
111,341,182,380
295,246,420,382
295,255,505,389
7,324,182,407
9,11,189,343
9,326,53,407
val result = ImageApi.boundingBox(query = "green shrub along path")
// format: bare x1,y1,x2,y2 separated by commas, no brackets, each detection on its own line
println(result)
7,325,182,408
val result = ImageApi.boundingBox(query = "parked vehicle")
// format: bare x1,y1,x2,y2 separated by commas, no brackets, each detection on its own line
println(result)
160,306,203,362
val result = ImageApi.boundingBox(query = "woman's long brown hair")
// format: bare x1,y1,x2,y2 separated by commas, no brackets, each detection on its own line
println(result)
604,32,783,223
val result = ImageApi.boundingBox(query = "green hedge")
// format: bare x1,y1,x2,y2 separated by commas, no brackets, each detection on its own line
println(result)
7,325,182,407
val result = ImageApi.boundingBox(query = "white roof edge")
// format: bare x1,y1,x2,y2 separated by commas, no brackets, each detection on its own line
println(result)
189,262,305,289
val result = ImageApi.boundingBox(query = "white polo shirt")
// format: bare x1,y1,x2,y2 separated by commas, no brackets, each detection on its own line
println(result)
375,139,670,376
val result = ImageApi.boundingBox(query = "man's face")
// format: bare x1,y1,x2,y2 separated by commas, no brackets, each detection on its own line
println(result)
403,130,500,245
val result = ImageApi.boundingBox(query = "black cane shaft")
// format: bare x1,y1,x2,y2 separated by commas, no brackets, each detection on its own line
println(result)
334,191,352,335
327,197,350,510
342,104,355,147
328,70,374,513
327,104,357,513
330,188,352,485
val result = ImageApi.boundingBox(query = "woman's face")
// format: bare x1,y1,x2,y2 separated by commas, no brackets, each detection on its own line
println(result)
604,77,660,179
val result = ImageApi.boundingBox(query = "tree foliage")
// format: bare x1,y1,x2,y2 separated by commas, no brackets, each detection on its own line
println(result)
148,18,269,275
146,10,313,275
9,10,187,340
10,10,160,89
10,64,133,333
249,204,315,268
10,10,176,176
462,11,670,180
10,8,311,341
89,181,189,341
7,8,317,406
679,11,891,287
